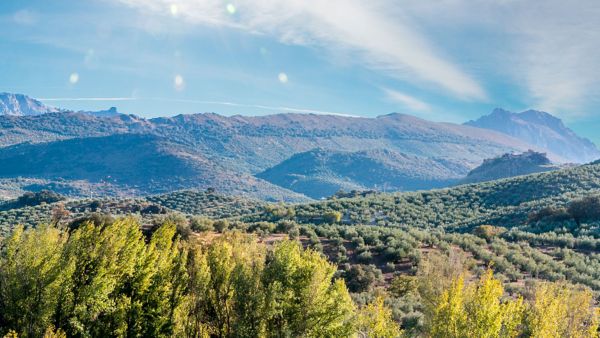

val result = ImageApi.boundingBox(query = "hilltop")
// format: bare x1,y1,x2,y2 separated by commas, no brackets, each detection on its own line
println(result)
460,151,563,184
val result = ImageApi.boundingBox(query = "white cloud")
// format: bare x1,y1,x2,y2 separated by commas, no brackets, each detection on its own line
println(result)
38,97,358,117
382,88,431,112
13,9,37,25
399,0,600,119
113,0,487,100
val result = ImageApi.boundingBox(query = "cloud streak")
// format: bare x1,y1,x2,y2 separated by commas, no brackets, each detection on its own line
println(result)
114,0,487,100
382,88,431,112
39,97,358,117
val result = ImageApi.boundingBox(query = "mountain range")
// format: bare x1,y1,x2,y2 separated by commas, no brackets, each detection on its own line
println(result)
0,92,598,200
465,108,600,163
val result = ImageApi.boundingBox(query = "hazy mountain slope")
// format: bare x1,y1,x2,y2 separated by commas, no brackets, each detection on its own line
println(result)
257,148,462,198
461,151,562,184
2,93,587,200
0,108,542,177
465,108,600,163
0,134,307,201
0,111,148,146
0,93,58,116
148,112,548,173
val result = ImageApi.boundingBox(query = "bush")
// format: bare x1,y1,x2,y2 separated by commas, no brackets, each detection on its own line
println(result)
343,264,383,293
190,216,214,232
213,219,230,233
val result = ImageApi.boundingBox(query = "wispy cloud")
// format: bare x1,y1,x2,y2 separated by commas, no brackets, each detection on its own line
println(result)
114,0,487,100
13,9,38,25
382,88,431,112
39,97,358,117
399,0,600,119
149,98,360,117
39,97,136,101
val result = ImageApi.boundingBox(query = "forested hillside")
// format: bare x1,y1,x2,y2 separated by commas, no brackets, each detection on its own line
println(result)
1,163,599,336
257,148,461,199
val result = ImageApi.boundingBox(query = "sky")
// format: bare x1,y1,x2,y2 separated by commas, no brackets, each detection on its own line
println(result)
1,0,599,144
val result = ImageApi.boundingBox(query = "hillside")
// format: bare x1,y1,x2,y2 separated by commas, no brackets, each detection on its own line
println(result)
247,162,600,232
460,151,562,184
2,93,596,201
1,161,599,327
466,108,600,163
0,134,305,201
257,148,461,199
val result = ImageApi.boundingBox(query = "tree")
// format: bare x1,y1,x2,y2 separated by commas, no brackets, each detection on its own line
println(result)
568,196,600,225
263,240,356,337
343,264,383,293
213,219,230,233
0,225,67,337
190,216,214,232
430,270,525,338
527,282,599,338
356,296,402,338
472,225,506,241
323,211,343,224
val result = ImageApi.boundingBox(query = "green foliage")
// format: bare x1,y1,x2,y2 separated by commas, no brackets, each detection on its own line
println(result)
343,264,383,293
568,195,600,225
0,218,186,337
0,220,400,337
190,216,214,232
473,225,506,241
0,190,65,212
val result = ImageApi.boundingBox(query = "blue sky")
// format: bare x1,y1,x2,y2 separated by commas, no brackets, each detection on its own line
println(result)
1,0,599,144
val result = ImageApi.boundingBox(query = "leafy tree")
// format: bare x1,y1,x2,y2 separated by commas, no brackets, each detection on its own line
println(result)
431,270,525,338
0,225,67,337
472,225,506,241
343,264,383,293
323,211,343,224
190,216,214,232
356,296,402,338
526,282,599,338
213,219,230,233
263,240,356,337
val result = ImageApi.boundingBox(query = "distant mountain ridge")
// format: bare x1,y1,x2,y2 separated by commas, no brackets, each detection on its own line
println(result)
461,151,563,184
465,108,600,163
0,92,595,200
0,93,123,118
0,93,59,116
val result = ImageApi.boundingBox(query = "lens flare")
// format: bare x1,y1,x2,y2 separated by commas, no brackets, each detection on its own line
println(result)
174,74,184,90
226,4,236,14
170,4,179,16
69,73,79,84
278,72,288,84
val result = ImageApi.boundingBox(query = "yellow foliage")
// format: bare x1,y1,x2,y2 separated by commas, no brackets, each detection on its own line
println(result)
528,282,599,338
43,327,66,338
2,331,18,338
356,296,403,338
431,269,525,338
